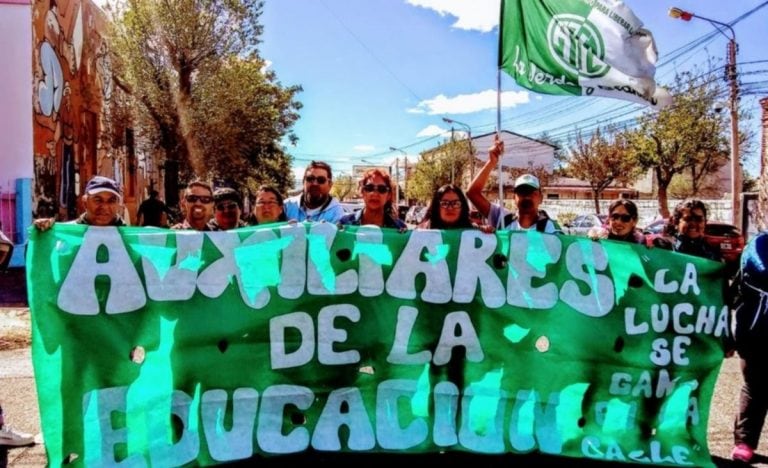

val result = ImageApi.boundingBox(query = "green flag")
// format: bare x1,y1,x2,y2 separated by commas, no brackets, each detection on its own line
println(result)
499,0,672,109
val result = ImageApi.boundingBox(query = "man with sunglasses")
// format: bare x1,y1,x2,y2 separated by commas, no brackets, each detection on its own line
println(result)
467,138,560,233
284,161,344,223
208,187,248,231
171,181,215,231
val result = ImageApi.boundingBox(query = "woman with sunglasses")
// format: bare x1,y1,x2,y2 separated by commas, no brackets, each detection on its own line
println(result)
420,184,493,233
589,199,645,244
339,169,405,229
247,185,288,225
670,199,722,261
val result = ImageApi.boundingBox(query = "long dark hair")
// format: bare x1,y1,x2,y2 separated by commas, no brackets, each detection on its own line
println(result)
608,199,638,220
427,184,472,229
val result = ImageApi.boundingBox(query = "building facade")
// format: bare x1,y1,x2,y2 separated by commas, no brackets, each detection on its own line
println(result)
0,0,151,266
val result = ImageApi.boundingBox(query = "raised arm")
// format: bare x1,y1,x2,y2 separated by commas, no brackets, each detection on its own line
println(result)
466,137,504,218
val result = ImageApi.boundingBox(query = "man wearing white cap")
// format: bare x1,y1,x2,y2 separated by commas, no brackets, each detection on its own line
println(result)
34,175,126,230
467,138,560,233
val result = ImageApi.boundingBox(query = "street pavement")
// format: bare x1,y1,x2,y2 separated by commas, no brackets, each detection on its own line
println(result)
1,307,766,467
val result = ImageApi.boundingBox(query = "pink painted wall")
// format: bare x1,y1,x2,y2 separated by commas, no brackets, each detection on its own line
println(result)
0,1,32,241
0,0,33,195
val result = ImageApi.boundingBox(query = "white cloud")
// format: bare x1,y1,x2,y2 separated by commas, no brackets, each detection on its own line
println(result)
407,89,530,115
406,0,500,33
416,124,448,137
353,144,375,152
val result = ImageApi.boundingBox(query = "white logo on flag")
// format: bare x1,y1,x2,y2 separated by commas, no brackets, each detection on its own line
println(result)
547,14,609,78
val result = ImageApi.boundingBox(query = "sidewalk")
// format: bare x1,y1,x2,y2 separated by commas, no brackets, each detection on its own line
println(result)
1,307,766,467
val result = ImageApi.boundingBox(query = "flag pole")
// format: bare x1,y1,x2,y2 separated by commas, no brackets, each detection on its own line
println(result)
496,68,503,204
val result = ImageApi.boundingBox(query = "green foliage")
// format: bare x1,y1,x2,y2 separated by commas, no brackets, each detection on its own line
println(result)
622,70,729,217
562,126,641,214
106,0,300,191
331,174,357,202
408,139,470,202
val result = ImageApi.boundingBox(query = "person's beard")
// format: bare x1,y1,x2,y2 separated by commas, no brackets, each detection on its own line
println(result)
305,190,328,208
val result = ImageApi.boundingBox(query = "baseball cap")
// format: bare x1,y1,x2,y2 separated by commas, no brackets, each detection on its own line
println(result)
213,187,242,206
514,174,540,191
85,176,121,198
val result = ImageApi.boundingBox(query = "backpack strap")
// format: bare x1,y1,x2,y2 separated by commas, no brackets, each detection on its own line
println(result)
503,212,549,232
502,213,516,229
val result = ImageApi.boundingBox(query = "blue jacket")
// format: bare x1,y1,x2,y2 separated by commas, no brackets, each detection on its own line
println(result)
284,194,345,223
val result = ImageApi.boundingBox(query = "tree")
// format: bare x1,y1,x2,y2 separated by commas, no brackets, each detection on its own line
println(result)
563,126,640,213
331,174,356,202
106,0,301,194
624,70,729,218
408,139,469,202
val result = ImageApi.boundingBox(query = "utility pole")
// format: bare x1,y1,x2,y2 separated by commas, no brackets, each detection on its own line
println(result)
449,126,455,184
442,117,473,182
669,7,741,227
389,146,408,206
727,38,742,229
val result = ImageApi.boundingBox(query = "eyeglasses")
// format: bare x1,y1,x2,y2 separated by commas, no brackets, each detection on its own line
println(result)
439,200,462,209
362,184,390,194
682,214,704,223
304,175,328,185
256,200,280,207
215,201,239,211
185,195,213,204
610,213,633,222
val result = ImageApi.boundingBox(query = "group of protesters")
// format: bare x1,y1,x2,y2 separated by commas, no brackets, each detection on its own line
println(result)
5,138,766,463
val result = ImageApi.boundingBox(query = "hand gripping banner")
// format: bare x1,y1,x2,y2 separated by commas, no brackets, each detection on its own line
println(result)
26,223,729,466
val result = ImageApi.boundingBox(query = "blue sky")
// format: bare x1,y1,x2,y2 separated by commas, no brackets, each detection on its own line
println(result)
259,0,768,180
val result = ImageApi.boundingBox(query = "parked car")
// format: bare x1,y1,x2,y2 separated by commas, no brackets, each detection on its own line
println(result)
397,205,409,221
642,219,667,236
405,206,428,225
564,214,608,236
704,222,745,264
340,202,363,215
643,219,745,264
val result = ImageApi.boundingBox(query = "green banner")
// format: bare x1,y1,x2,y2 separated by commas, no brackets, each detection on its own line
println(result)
26,223,729,466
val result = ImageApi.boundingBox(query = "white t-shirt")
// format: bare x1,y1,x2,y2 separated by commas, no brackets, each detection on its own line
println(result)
487,204,559,233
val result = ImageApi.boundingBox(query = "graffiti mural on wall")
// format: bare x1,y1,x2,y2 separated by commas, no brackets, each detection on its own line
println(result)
32,0,131,219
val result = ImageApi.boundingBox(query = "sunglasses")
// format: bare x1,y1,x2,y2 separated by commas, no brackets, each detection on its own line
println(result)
682,214,704,223
362,184,390,194
185,195,213,204
216,201,239,211
439,200,462,209
610,213,633,222
304,175,328,185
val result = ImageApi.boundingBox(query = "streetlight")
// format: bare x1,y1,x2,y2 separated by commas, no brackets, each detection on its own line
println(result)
389,146,408,206
669,7,741,228
442,117,475,180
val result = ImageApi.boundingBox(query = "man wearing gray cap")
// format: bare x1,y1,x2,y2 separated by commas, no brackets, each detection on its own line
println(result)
467,138,560,233
34,175,126,230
